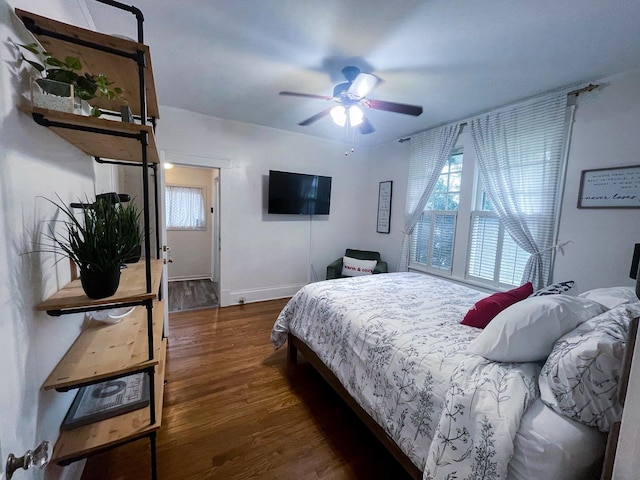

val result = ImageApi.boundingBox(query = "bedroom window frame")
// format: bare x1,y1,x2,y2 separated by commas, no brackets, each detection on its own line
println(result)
411,211,458,274
409,151,462,275
165,184,207,231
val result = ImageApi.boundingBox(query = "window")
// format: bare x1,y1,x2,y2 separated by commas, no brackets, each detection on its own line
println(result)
467,197,530,287
405,92,567,289
410,152,462,274
165,185,206,229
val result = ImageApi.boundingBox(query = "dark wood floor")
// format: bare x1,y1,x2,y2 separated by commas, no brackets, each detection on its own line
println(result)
81,299,411,479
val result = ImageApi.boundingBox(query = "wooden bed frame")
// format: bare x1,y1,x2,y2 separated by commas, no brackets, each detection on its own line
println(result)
287,333,422,480
289,315,640,480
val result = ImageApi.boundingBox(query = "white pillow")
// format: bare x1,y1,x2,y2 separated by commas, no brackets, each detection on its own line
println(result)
578,286,639,310
341,256,377,277
467,295,607,362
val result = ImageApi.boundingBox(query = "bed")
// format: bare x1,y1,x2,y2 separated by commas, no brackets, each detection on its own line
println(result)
271,272,640,480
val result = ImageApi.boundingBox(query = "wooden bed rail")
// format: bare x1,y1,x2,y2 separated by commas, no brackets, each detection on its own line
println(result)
287,333,422,480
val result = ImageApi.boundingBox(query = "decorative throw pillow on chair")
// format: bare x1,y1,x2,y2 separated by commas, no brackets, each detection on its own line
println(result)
341,256,377,277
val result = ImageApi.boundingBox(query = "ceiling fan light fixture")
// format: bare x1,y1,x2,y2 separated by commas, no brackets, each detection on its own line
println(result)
330,105,347,126
281,66,422,132
349,106,364,127
349,73,380,98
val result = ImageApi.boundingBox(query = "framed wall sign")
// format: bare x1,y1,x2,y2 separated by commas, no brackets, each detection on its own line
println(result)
578,165,640,208
377,181,393,233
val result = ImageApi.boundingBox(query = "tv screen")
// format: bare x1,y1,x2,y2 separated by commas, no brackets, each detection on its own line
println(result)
268,170,332,215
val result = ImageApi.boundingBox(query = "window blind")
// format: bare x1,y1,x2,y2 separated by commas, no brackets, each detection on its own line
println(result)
410,211,457,274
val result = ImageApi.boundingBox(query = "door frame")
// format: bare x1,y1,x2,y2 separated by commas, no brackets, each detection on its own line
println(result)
162,150,229,309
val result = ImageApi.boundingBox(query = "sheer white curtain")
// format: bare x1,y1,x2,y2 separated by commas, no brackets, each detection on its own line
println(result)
398,123,460,271
165,185,206,229
470,93,568,289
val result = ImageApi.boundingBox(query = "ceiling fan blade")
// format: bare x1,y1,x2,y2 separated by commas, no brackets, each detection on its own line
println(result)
367,99,423,116
347,73,381,98
359,118,375,135
279,91,333,101
299,108,332,126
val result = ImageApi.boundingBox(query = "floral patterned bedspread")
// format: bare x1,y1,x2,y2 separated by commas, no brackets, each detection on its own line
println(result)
271,273,540,479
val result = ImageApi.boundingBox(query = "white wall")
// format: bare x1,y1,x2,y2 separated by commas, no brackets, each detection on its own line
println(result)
165,165,214,281
0,1,115,479
554,69,640,293
550,81,638,475
582,71,640,480
155,106,408,306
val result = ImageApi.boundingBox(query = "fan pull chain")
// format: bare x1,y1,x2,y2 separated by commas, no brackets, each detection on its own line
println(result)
343,123,357,156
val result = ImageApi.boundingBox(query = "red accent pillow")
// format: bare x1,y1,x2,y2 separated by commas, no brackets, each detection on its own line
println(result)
461,282,534,329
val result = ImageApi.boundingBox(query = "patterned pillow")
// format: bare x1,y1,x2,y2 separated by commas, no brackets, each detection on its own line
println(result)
530,280,575,296
539,303,640,432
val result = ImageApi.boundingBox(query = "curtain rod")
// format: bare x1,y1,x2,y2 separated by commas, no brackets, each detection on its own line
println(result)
568,83,599,96
399,83,600,143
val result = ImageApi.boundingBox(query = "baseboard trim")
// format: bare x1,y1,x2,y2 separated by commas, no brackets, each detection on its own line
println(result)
220,283,305,307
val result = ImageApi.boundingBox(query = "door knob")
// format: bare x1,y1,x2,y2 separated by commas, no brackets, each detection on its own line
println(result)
6,440,50,479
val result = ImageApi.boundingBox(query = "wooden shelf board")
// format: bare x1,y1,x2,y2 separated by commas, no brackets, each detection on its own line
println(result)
16,8,159,118
21,106,159,164
52,338,167,465
44,301,164,391
37,259,163,312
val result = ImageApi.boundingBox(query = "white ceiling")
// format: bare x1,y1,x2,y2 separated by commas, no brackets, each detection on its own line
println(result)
86,0,640,147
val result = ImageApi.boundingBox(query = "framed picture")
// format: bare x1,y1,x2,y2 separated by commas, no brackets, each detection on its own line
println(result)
578,165,640,208
377,181,393,233
62,372,150,430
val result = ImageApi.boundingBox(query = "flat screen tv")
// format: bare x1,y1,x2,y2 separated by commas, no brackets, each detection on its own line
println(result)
268,170,332,215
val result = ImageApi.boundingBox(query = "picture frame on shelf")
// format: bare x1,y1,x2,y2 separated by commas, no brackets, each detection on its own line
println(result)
61,372,149,430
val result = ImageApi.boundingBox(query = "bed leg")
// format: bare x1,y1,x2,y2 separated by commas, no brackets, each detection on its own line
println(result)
287,334,298,363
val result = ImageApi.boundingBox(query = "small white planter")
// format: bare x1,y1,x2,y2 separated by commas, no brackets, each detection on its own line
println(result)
31,77,74,113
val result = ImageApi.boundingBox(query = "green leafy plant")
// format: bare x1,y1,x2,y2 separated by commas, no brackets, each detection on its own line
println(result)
19,42,123,117
118,199,143,263
39,195,138,273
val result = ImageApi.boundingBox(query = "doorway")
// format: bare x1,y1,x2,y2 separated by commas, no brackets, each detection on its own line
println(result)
164,164,220,311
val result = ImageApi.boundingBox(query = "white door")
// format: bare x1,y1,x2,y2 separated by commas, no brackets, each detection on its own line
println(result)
121,160,170,333
158,152,169,332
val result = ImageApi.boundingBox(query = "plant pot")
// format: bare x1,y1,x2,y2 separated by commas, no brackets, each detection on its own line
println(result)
75,98,92,116
80,268,121,299
30,78,94,115
31,77,74,113
124,244,142,264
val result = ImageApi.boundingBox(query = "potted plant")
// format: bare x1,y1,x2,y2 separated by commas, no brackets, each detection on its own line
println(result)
40,196,138,299
118,199,143,264
18,42,123,117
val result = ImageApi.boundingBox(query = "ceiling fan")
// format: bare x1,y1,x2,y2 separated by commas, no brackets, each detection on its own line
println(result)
279,66,423,134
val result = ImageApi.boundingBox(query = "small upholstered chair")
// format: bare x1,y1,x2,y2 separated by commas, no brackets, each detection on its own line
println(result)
326,248,388,280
